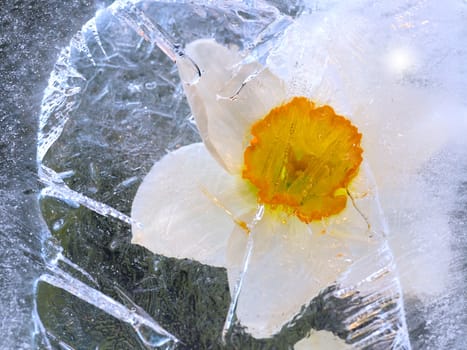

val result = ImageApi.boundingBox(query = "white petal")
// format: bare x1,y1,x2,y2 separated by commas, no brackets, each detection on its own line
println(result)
268,12,455,189
294,330,352,350
131,143,255,267
225,165,385,338
226,217,344,338
177,39,286,174
226,221,369,337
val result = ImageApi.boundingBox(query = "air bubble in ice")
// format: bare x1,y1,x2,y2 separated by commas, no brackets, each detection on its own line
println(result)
144,81,158,90
134,323,173,348
52,218,64,231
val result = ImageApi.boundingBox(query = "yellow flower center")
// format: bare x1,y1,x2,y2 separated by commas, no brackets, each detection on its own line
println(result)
242,97,363,223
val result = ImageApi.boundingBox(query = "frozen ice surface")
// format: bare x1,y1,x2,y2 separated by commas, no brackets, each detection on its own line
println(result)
0,1,110,349
0,0,465,349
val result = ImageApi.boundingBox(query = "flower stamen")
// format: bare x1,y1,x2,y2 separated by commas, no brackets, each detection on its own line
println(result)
200,186,250,234
242,97,363,223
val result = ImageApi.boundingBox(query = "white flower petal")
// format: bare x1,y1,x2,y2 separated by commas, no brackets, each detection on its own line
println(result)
265,8,466,310
225,165,385,338
268,12,453,190
131,143,255,267
177,39,286,174
294,330,352,350
226,217,346,338
226,220,369,337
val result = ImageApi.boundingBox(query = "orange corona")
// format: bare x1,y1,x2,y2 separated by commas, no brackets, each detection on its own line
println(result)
242,97,363,223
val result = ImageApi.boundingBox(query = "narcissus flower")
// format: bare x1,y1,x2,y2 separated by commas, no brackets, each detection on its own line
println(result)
131,13,450,338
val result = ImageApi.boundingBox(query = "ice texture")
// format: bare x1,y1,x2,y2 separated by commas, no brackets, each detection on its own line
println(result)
0,1,110,349
16,0,466,349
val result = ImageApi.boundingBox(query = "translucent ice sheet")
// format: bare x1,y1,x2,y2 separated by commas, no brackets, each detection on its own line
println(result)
36,0,466,349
